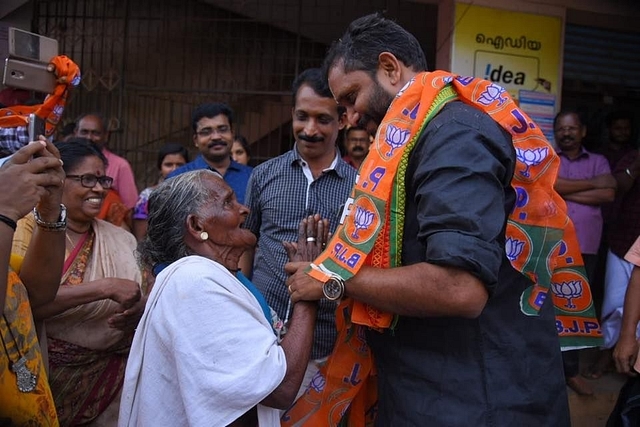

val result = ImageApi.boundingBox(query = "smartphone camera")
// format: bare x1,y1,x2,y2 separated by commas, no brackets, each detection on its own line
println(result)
2,28,59,94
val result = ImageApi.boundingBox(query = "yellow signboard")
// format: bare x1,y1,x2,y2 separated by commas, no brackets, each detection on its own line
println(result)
452,3,562,102
451,3,562,140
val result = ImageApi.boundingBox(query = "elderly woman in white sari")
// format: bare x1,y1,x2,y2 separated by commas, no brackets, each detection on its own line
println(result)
12,138,143,426
118,170,323,427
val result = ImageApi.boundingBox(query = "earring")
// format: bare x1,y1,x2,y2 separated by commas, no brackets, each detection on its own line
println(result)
200,231,209,241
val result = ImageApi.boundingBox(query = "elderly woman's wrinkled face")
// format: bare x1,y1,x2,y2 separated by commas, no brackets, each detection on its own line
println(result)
200,175,256,250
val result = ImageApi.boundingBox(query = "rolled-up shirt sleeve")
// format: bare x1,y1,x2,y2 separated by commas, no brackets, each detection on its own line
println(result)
407,102,515,294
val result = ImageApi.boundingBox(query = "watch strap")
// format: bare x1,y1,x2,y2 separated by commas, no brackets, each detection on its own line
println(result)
33,204,67,231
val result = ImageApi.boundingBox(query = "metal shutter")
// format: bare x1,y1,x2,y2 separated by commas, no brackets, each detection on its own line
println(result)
563,24,640,89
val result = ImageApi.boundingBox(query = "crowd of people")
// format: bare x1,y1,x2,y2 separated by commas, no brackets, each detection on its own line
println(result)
1,12,639,427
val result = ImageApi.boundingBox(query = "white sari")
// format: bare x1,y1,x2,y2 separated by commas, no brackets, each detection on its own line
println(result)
119,255,287,427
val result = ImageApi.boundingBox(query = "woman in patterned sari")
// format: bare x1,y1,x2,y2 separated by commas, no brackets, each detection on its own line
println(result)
13,138,143,426
1,139,66,426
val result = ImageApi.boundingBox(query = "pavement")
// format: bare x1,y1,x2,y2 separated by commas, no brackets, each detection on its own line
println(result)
568,348,628,427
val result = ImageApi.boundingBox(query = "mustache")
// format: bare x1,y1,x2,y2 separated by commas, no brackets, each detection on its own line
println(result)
207,140,228,149
298,134,324,143
351,146,365,152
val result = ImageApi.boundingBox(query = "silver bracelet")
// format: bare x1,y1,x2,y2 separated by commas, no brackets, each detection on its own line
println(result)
33,204,67,231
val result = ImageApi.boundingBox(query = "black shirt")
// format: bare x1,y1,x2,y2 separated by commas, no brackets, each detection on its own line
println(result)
367,101,570,426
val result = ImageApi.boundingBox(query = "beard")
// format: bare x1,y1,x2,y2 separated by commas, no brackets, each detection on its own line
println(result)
362,78,395,126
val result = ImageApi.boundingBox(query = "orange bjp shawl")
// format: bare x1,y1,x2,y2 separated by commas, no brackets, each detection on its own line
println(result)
282,71,602,426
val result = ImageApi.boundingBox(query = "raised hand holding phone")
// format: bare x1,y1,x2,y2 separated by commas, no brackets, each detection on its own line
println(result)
28,113,46,142
0,139,64,222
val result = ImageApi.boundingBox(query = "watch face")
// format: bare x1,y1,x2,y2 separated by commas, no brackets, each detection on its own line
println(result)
323,278,343,300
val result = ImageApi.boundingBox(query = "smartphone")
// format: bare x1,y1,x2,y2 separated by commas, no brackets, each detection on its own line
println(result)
28,113,46,141
8,28,58,63
2,58,56,94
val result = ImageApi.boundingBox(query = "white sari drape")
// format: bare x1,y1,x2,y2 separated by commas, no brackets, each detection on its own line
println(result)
119,255,287,427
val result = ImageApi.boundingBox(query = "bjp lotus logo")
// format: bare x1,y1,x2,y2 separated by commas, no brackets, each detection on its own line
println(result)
477,83,507,106
384,124,410,157
550,270,591,312
505,222,532,271
515,147,548,178
352,206,374,239
345,196,380,245
505,237,525,262
551,280,583,309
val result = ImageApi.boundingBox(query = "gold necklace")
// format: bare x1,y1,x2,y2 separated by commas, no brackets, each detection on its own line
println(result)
65,230,87,252
65,233,76,251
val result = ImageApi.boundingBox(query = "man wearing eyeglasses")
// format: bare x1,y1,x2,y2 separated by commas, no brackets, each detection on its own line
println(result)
75,113,139,210
554,110,616,396
167,103,253,204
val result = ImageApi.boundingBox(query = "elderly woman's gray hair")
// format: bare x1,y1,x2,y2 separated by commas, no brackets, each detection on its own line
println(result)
137,170,216,270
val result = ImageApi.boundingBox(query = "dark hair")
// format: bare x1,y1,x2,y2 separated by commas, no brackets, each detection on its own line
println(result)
345,125,368,138
55,138,108,173
233,135,251,157
323,13,428,78
191,103,234,133
291,68,345,115
292,68,333,104
74,112,108,132
157,142,190,170
60,122,76,138
553,110,584,129
605,110,634,129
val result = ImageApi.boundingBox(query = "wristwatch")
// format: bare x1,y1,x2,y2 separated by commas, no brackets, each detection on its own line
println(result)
33,204,67,231
322,275,346,301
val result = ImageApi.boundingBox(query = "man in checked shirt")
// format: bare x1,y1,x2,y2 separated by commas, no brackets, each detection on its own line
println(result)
241,68,356,397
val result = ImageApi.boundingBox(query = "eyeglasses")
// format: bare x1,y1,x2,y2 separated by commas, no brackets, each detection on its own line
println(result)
195,126,231,138
66,174,114,189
